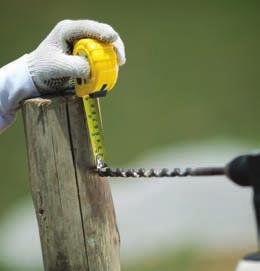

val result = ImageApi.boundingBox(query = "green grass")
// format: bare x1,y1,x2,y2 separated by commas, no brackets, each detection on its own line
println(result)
124,249,246,271
124,249,198,271
0,249,246,271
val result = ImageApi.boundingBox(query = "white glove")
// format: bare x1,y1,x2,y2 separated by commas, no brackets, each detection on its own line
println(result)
27,19,126,93
0,55,38,133
0,19,126,133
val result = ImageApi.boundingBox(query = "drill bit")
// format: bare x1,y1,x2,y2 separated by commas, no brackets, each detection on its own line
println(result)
96,157,225,178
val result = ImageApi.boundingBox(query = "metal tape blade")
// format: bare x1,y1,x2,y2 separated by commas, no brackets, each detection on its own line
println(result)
82,96,106,164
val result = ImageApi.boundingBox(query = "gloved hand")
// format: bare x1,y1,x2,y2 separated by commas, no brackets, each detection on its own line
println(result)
0,19,126,133
27,19,126,93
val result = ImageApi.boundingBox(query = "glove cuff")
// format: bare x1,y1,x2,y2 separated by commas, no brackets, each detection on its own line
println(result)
0,54,39,133
0,54,39,113
0,113,16,133
26,51,39,88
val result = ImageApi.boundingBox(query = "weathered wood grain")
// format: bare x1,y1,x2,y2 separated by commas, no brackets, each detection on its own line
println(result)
22,95,120,271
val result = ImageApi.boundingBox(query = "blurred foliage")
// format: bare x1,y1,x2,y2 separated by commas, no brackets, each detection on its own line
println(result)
124,250,245,271
0,0,259,270
124,249,198,271
0,249,248,271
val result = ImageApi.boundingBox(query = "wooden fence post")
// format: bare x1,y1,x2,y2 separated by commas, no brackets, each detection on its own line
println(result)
22,95,120,271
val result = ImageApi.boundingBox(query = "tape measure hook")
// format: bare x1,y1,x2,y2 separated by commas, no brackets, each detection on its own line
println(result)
96,156,107,169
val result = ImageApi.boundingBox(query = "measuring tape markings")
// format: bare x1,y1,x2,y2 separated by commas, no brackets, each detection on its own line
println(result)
73,38,118,165
83,96,106,163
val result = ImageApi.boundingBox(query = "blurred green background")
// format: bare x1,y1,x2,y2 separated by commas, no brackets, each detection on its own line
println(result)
0,0,259,270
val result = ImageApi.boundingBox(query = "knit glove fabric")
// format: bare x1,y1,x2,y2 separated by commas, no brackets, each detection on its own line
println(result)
0,19,126,133
27,19,126,93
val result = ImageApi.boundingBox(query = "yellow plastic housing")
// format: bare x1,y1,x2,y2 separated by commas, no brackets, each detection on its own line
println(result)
73,38,118,97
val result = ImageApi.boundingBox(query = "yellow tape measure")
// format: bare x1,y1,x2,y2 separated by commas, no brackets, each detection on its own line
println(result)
73,38,118,97
73,38,118,163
